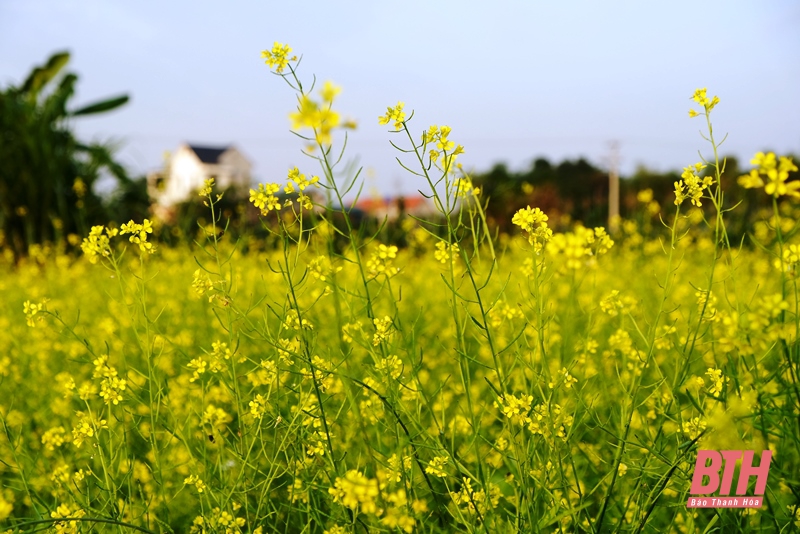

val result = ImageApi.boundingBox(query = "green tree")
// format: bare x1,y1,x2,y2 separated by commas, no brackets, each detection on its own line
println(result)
0,51,130,260
474,157,609,232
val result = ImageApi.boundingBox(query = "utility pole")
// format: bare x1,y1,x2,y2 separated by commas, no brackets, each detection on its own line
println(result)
608,140,620,232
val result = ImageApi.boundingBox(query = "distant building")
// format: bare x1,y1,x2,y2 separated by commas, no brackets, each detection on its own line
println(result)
353,195,436,221
147,143,252,212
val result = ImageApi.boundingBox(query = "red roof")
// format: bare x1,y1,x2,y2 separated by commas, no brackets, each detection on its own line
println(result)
354,196,429,212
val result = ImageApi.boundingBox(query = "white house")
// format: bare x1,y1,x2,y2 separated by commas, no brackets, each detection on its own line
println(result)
148,144,252,210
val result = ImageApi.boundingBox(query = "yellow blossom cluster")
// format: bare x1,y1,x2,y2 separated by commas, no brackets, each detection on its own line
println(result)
372,316,394,346
190,507,247,534
738,152,800,198
453,176,481,197
494,393,534,426
328,470,380,514
674,163,713,207
22,299,45,327
449,477,502,516
775,244,800,277
80,225,118,263
51,503,86,534
547,225,614,268
434,241,460,265
378,101,406,130
688,87,720,117
249,394,268,418
184,474,207,493
424,125,464,171
120,219,155,254
599,290,637,317
375,355,403,379
512,205,553,250
261,41,296,73
71,411,108,448
5,49,800,534
249,183,281,214
199,177,215,197
308,255,341,282
289,81,349,146
425,455,449,478
366,244,400,278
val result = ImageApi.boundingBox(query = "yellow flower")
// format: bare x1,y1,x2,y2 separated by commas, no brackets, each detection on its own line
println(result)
298,194,313,210
512,206,553,250
378,102,406,130
99,376,127,405
547,226,613,269
202,404,232,428
328,470,380,514
637,189,653,203
494,393,534,426
454,176,480,197
549,367,578,389
23,300,45,327
674,163,712,207
775,244,800,277
434,241,460,265
261,42,296,73
192,269,215,300
375,355,403,379
184,475,207,493
72,177,86,197
425,455,449,478
688,88,719,117
41,426,67,451
738,169,764,189
682,416,706,440
199,178,215,197
739,152,800,198
367,244,400,278
341,322,361,343
51,504,85,534
423,125,464,172
249,183,282,215
308,255,341,282
187,357,207,382
372,316,394,346
119,219,156,254
706,367,729,397
249,394,268,418
290,95,320,130
71,412,108,448
290,93,341,146
80,225,118,263
320,81,341,103
287,167,320,191
283,309,313,330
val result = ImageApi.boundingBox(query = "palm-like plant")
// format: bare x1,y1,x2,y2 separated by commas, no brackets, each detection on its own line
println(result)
0,51,131,260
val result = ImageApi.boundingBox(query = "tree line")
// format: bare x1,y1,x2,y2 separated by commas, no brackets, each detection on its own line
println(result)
2,52,796,261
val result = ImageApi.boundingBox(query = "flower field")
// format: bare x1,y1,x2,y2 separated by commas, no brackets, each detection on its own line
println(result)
1,45,799,533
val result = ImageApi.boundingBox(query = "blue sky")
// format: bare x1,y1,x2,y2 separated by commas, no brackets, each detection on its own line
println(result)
2,0,799,196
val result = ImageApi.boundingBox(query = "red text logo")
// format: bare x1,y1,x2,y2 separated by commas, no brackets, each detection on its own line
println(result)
687,450,771,508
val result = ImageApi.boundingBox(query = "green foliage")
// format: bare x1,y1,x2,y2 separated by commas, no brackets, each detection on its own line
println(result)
473,158,611,232
0,51,131,260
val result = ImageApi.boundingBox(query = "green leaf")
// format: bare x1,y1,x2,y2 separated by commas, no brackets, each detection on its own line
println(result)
70,94,129,116
21,51,70,96
469,313,486,330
